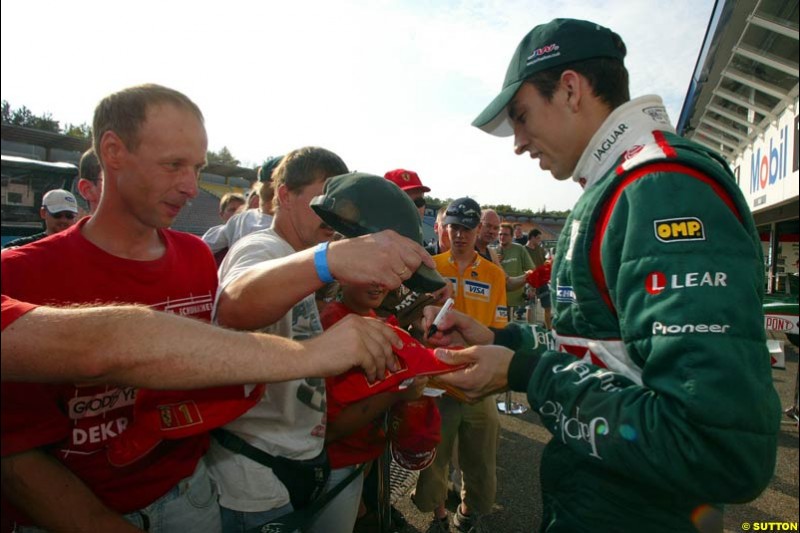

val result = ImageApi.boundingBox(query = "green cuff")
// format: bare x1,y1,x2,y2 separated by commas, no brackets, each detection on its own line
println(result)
491,324,522,350
507,349,540,393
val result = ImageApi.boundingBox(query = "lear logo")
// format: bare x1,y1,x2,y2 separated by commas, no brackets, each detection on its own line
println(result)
645,271,727,295
653,217,704,243
556,285,575,303
652,321,730,335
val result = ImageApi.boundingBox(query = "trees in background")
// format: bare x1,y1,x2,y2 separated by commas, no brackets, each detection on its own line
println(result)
2,100,90,141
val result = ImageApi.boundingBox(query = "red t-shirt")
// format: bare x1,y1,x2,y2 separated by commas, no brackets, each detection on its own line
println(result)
0,294,37,330
321,302,387,469
0,220,218,520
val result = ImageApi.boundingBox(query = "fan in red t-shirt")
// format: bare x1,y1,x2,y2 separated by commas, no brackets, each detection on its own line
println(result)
321,281,429,526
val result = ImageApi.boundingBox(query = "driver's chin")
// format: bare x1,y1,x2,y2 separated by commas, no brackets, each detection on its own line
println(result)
552,162,577,181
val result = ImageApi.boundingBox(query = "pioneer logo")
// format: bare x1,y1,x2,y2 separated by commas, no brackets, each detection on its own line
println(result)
652,321,730,335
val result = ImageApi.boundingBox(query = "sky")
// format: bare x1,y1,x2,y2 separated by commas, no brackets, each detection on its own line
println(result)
1,0,715,212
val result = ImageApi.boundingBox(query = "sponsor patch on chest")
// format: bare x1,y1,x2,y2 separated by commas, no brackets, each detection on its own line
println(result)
463,280,491,301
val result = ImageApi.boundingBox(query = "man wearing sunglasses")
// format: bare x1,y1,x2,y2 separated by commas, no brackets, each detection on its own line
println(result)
2,189,79,249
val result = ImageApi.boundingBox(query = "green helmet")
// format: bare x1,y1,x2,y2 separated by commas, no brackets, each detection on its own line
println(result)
310,172,446,293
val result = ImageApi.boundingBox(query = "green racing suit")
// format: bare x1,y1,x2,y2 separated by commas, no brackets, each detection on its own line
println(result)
501,96,780,532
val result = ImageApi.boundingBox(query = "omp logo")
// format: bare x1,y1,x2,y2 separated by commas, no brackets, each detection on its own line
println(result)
464,280,490,300
496,306,508,320
556,285,575,303
652,321,730,335
644,271,727,295
653,217,705,243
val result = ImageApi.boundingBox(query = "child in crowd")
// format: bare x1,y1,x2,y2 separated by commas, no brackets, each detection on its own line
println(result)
316,281,428,533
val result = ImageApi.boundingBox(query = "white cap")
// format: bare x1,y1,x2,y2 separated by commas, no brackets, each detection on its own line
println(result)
42,189,78,214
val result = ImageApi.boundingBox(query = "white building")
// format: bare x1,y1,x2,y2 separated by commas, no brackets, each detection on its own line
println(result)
677,0,798,294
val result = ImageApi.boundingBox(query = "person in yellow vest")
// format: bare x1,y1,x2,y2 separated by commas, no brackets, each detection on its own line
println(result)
413,197,507,532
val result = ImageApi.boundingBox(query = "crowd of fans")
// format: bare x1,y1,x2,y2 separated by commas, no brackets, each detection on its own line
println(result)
0,16,780,533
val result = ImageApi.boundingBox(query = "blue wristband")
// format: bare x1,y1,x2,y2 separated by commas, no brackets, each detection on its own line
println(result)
314,242,335,283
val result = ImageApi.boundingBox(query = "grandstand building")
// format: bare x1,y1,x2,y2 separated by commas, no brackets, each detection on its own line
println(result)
677,0,798,293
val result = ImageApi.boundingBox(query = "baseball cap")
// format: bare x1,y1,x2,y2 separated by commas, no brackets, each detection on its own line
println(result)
442,197,481,229
327,324,468,405
258,156,284,182
42,189,78,214
384,169,431,193
389,396,441,471
472,18,627,137
310,172,446,293
107,384,265,467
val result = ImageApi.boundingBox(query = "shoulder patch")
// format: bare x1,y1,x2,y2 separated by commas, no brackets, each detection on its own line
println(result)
653,217,705,243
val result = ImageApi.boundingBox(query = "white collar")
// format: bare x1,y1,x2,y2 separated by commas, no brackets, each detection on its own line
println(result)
572,95,674,189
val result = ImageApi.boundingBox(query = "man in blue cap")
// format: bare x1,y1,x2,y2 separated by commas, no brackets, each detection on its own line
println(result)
431,18,779,532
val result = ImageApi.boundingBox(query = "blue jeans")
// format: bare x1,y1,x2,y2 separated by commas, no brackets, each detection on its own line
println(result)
306,465,364,533
220,503,295,533
123,459,221,532
16,459,220,533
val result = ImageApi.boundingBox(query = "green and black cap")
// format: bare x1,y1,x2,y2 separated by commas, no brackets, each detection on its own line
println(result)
472,18,626,137
258,156,284,182
310,172,447,293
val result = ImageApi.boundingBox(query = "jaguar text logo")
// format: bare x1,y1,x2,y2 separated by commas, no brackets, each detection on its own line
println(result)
539,401,609,460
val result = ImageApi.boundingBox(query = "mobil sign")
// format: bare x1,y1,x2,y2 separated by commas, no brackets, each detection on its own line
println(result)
737,108,799,212
750,125,789,195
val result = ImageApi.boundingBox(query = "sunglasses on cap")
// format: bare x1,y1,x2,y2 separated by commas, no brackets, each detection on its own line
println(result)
49,211,77,220
413,197,426,208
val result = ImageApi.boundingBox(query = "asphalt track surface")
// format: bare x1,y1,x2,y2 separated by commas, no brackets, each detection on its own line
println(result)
392,342,799,533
